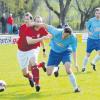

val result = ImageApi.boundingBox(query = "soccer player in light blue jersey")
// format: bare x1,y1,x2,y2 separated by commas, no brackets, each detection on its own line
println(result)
37,24,80,92
82,8,100,72
46,26,80,92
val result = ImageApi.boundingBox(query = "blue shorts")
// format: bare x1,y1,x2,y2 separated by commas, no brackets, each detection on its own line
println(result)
47,49,72,66
86,38,100,53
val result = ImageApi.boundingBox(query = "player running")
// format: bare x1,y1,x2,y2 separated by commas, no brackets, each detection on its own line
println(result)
35,22,80,92
82,8,100,72
17,12,49,92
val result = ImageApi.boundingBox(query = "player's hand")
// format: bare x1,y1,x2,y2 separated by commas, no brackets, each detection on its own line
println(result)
42,34,52,40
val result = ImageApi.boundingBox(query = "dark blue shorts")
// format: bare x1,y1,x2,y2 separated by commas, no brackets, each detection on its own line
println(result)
47,49,72,66
86,38,100,53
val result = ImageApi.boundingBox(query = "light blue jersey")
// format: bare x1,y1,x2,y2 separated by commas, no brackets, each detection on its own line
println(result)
86,17,100,39
47,25,77,53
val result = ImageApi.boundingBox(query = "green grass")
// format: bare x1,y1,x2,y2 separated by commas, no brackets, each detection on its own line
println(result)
0,42,100,100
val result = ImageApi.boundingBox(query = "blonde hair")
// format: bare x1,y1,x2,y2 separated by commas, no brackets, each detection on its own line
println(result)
33,16,43,23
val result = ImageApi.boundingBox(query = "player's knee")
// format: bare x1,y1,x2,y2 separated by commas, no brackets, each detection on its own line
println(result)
86,53,90,57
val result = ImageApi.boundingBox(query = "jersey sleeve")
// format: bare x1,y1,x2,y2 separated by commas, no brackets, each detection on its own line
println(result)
70,36,77,52
39,27,48,37
85,19,92,32
47,25,62,36
19,24,27,37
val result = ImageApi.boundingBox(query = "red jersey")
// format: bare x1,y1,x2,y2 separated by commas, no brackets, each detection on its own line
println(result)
17,24,48,51
7,16,14,25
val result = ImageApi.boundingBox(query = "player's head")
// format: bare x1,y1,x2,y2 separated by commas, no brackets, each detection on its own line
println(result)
3,13,5,17
62,27,72,39
33,16,43,31
95,7,100,19
34,16,43,23
10,13,12,17
24,12,33,24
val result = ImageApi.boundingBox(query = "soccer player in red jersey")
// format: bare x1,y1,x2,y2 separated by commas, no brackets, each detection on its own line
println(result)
17,12,49,92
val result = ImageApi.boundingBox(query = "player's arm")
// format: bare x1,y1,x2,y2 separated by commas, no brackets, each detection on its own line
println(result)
72,52,78,70
26,35,49,45
41,40,46,57
71,37,79,72
35,23,62,37
85,20,92,36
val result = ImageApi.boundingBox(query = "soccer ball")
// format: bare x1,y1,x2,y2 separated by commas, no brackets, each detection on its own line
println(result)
0,80,6,92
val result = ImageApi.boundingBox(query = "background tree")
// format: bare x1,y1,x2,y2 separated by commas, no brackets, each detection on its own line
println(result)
75,0,100,30
44,0,72,26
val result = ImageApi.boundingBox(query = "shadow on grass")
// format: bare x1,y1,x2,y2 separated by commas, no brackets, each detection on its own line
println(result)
7,84,27,87
54,71,92,77
74,71,92,75
0,89,74,100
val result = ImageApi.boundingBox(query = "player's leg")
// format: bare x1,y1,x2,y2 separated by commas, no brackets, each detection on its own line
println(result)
82,53,90,72
37,62,46,72
82,38,93,72
64,62,80,92
62,51,80,92
33,47,46,72
22,67,34,87
53,67,59,77
17,50,34,87
91,50,100,71
29,57,40,92
46,50,61,76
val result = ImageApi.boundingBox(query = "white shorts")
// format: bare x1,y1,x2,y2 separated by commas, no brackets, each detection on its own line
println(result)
17,47,40,69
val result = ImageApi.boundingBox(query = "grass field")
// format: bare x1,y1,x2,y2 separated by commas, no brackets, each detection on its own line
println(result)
0,42,100,100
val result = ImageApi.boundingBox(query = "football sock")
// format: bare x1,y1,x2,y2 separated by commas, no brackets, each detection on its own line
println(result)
69,73,78,90
31,65,39,85
82,56,89,68
37,62,44,68
53,67,58,73
92,55,100,65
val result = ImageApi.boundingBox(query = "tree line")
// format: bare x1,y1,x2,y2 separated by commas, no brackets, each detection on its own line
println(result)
0,0,100,30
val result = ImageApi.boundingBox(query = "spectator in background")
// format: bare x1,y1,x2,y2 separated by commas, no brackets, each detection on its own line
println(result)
7,13,14,34
0,13,7,34
13,24,19,34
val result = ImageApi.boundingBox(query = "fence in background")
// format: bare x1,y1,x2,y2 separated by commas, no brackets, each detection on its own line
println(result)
0,33,88,44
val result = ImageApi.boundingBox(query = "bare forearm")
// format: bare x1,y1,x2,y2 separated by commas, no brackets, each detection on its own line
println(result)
72,52,77,66
26,36,44,45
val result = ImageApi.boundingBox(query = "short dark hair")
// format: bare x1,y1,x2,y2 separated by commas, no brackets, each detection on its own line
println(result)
25,12,33,20
95,7,100,11
64,27,72,34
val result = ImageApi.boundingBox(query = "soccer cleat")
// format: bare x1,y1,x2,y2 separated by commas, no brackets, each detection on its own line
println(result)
41,62,46,72
0,88,4,92
91,63,96,71
28,79,34,87
54,71,59,77
82,68,86,72
54,67,59,77
35,85,40,92
74,88,80,93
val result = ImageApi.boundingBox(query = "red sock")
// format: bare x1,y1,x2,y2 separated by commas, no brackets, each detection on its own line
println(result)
31,65,39,85
24,73,33,79
37,62,44,68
